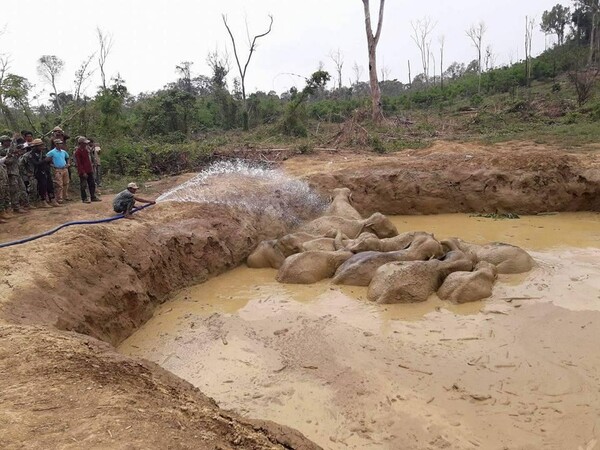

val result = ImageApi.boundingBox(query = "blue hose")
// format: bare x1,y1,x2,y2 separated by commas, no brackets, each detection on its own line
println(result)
0,203,155,249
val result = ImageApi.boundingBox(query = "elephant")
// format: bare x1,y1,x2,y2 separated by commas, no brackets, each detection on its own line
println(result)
300,212,398,240
441,238,534,274
367,250,474,304
437,261,498,304
276,250,354,284
247,239,289,269
332,234,446,286
344,230,432,253
324,187,362,220
278,231,326,254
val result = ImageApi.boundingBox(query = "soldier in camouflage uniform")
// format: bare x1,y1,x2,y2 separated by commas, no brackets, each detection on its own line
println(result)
0,138,10,222
19,144,39,206
2,135,30,213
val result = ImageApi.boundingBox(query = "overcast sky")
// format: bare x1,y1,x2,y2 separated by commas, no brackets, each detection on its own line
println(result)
3,0,562,103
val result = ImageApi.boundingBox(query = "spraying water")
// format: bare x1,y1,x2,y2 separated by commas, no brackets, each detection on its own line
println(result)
157,160,327,226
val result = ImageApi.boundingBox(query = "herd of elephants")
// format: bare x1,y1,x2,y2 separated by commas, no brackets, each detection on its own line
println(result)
247,188,535,304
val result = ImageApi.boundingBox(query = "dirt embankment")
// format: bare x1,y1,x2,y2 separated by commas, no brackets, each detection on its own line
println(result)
285,142,600,215
1,142,599,449
0,199,322,449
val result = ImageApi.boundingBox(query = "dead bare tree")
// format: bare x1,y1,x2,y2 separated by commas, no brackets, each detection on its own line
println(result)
439,35,445,90
74,53,96,102
97,28,113,92
380,57,391,83
352,61,364,85
37,55,65,114
466,21,486,93
525,16,535,87
361,0,386,123
411,17,436,85
329,48,344,89
222,13,273,131
484,45,496,71
569,67,599,106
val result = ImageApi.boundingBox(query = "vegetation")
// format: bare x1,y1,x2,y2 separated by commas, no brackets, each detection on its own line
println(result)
0,1,598,181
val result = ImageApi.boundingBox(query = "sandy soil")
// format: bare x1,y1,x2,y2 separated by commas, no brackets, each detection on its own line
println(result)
0,141,599,449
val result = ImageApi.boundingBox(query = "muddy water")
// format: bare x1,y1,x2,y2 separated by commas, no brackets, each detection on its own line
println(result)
120,213,600,449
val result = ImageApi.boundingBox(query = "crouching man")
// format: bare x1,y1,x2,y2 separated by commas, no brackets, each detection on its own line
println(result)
113,182,155,219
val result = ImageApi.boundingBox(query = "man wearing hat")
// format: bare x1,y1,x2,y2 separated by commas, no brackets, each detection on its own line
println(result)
46,138,71,203
113,182,155,219
0,135,11,221
74,136,100,203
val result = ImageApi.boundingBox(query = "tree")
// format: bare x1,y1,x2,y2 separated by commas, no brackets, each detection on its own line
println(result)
97,28,113,92
443,62,466,80
74,53,95,102
352,61,363,85
361,0,386,123
222,14,273,131
281,70,330,136
466,22,486,94
37,55,65,114
525,16,535,86
411,17,436,85
568,66,599,105
439,35,445,90
329,48,344,89
540,4,570,45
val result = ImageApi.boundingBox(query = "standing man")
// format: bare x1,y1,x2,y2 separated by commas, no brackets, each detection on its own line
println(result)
45,139,70,203
0,137,10,222
113,182,155,219
3,137,30,213
89,138,102,186
28,139,57,207
74,136,100,203
18,142,39,207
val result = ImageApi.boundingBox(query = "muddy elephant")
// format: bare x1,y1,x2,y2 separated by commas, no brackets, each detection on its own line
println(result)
276,250,354,284
333,234,446,286
437,261,498,303
247,239,290,269
300,213,398,239
367,251,474,304
344,231,433,253
441,238,534,274
324,187,362,220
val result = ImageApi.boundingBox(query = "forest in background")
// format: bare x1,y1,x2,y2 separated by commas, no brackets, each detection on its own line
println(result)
0,0,598,180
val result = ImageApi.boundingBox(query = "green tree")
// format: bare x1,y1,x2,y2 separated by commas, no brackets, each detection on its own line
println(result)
541,4,571,45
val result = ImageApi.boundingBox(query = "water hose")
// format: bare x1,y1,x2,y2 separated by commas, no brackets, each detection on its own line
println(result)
0,203,155,249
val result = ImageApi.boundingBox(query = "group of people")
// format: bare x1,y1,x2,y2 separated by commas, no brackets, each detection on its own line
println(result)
0,127,103,223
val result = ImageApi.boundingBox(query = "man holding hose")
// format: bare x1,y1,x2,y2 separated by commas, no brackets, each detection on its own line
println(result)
113,182,155,219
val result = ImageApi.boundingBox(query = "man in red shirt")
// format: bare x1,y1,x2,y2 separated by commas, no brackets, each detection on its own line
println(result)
74,136,100,203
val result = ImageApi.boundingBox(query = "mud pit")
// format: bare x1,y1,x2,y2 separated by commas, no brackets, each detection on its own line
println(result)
121,213,600,450
1,142,600,449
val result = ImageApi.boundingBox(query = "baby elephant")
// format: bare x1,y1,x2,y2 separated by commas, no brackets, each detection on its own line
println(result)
276,250,354,284
324,187,362,220
344,231,430,253
368,251,474,304
441,238,534,274
247,239,288,269
437,261,498,303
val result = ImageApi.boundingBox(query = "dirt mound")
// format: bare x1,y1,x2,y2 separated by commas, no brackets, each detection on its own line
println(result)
284,141,600,214
0,325,320,450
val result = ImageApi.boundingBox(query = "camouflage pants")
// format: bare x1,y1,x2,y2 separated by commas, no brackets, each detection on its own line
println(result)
8,174,29,210
0,166,9,212
24,177,38,204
